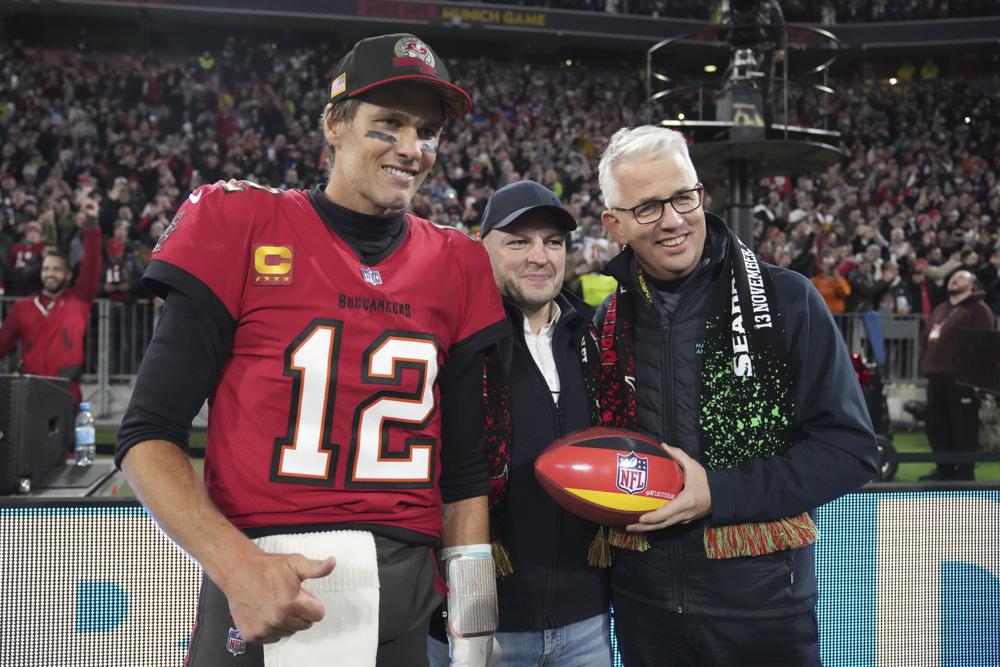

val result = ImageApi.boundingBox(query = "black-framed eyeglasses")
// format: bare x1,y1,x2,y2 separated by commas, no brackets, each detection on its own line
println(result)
612,184,704,225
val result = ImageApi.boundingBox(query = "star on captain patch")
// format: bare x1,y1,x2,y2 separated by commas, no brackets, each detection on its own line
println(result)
253,245,293,285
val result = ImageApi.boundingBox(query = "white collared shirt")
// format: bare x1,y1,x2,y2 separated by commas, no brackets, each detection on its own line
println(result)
523,302,561,402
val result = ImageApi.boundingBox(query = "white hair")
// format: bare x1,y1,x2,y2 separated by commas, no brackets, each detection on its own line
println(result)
598,125,695,209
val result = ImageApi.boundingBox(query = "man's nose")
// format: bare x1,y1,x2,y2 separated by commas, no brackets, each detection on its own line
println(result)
658,205,685,230
395,128,421,159
527,239,549,264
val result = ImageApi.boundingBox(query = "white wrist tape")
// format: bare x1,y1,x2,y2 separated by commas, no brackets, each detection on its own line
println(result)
440,544,498,637
448,634,502,667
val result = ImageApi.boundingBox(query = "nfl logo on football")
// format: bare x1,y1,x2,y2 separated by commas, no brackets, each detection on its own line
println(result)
616,451,648,495
226,627,247,656
360,267,383,286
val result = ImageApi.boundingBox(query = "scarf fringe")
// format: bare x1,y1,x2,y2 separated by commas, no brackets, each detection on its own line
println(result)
703,512,818,559
587,526,613,567
608,527,650,552
491,540,513,577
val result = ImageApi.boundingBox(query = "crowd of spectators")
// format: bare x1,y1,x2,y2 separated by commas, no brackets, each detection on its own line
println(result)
751,75,999,320
472,0,997,23
0,37,998,325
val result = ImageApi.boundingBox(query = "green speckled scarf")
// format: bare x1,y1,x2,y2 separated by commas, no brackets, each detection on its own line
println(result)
597,225,817,560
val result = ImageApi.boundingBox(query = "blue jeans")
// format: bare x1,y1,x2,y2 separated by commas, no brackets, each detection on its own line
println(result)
427,612,612,667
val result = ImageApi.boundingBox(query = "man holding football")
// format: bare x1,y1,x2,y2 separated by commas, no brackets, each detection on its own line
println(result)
116,34,507,666
428,180,612,666
592,125,877,665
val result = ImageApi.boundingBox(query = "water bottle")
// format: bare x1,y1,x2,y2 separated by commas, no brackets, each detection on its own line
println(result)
75,402,96,466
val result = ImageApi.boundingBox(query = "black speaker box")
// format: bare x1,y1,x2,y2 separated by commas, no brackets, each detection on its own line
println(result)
0,375,74,494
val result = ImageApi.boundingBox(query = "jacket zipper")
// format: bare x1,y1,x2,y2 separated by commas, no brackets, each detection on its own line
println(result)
544,376,563,628
524,330,566,628
656,294,689,614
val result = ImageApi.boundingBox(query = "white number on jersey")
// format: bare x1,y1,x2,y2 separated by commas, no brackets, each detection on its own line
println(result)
272,320,439,488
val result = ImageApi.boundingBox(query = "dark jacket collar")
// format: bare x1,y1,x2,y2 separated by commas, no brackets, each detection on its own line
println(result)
498,288,594,373
502,288,592,336
601,212,730,292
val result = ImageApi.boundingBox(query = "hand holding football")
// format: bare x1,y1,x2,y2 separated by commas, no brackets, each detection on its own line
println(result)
534,426,685,526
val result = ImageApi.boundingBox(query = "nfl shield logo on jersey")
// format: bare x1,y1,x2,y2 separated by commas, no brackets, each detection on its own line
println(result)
616,452,648,495
226,627,247,656
360,267,383,286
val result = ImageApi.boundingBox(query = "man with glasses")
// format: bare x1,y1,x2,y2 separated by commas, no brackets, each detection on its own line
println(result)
591,125,877,665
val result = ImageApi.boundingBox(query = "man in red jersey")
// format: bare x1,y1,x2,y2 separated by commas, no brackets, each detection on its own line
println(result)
0,200,101,404
115,34,507,667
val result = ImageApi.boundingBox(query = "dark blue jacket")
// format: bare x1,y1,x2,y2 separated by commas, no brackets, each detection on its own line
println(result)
496,289,609,631
596,214,877,618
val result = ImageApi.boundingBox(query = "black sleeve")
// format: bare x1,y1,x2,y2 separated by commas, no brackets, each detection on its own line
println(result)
437,345,490,504
113,286,235,468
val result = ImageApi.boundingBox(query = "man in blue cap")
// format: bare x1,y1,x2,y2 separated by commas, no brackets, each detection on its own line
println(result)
429,180,613,666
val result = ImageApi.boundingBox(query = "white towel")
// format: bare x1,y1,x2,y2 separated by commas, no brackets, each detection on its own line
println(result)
252,530,380,667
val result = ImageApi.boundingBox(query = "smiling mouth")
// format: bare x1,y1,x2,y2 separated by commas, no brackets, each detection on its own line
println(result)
658,234,688,248
382,166,416,181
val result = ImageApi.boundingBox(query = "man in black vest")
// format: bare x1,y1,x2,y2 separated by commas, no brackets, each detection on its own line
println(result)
428,180,611,666
594,125,877,666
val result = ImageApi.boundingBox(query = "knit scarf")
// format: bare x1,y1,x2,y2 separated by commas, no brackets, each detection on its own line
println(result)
594,226,817,560
483,302,602,576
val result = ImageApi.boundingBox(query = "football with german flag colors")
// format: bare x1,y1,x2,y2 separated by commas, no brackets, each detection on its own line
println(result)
534,426,685,526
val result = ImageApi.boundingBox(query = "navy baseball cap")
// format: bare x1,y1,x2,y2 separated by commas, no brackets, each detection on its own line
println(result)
480,181,578,237
329,33,472,119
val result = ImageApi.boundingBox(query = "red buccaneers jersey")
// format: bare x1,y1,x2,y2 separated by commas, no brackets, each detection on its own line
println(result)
146,181,505,539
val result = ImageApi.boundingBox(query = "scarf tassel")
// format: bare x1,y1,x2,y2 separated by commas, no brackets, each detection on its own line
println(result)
703,512,818,560
586,526,613,567
491,540,513,577
607,526,651,552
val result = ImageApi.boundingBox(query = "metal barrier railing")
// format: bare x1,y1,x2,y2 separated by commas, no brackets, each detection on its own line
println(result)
831,313,924,383
0,296,161,416
0,293,925,415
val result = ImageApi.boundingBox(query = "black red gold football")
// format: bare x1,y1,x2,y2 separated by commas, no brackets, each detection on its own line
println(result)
534,426,685,526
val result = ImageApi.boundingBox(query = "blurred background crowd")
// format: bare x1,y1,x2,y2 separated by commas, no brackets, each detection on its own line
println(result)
0,4,997,320
472,0,997,22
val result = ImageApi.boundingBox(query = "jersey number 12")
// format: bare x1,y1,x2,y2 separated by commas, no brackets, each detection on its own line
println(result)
272,319,438,488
